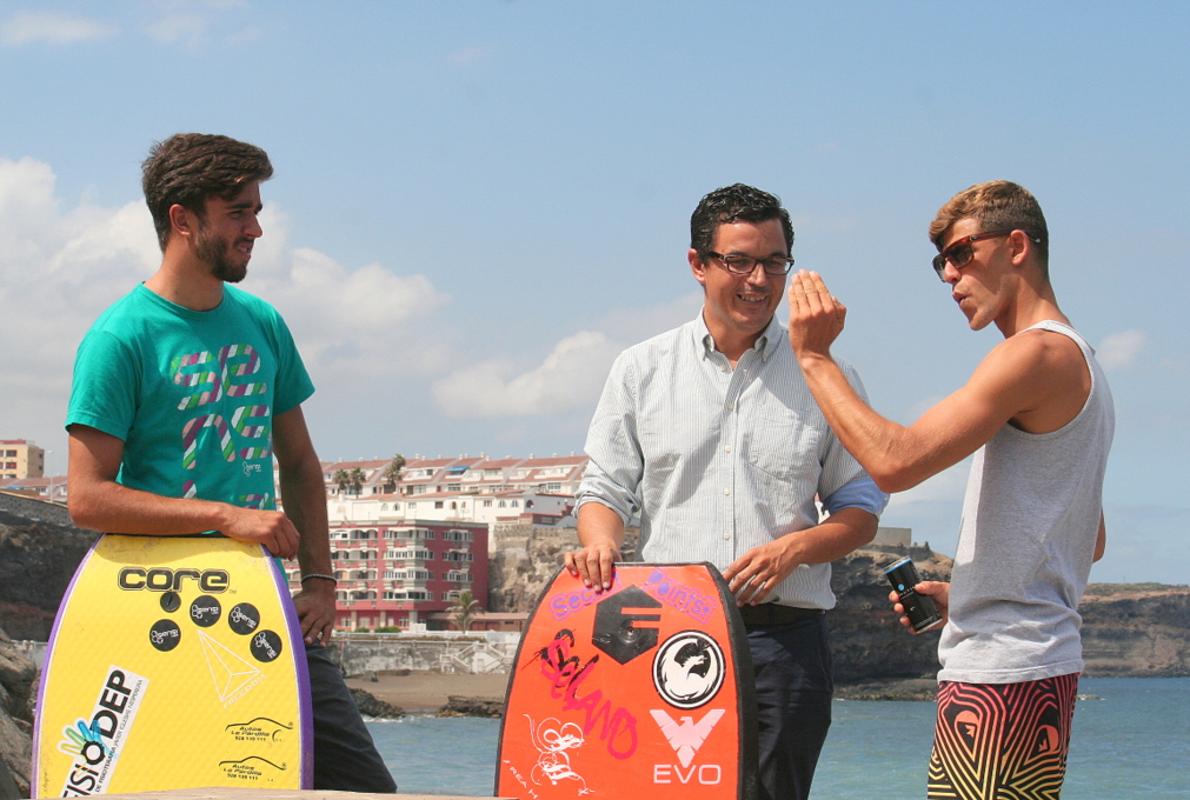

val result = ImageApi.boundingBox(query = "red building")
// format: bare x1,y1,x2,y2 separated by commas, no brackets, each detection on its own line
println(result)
286,519,488,632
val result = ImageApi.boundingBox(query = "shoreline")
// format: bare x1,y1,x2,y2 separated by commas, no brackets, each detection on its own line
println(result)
345,670,511,714
346,670,947,717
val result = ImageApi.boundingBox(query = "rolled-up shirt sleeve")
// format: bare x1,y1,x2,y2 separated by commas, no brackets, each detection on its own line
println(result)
576,351,643,524
817,361,890,517
822,476,889,516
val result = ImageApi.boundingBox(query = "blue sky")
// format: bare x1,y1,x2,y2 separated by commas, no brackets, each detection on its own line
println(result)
2,1,1187,583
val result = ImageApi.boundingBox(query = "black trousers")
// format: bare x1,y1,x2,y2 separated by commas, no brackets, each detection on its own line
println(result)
306,643,397,792
747,614,833,800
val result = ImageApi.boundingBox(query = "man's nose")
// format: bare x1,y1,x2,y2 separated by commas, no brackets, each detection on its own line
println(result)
745,262,772,286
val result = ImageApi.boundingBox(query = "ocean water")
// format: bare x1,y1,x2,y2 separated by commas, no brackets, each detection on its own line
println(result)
366,677,1189,798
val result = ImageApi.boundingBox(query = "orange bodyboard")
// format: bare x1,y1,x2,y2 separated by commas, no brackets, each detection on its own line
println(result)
496,563,757,799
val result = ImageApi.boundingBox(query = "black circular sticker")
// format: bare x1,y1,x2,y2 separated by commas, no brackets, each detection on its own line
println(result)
250,630,283,662
189,595,222,628
160,591,181,613
652,630,726,709
228,602,261,635
149,619,182,652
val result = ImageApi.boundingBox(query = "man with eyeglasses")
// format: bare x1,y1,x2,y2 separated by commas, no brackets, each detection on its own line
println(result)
567,183,888,800
787,180,1113,797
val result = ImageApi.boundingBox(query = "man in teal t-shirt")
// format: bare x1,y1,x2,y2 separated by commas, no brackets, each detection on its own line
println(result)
68,282,313,512
65,133,395,793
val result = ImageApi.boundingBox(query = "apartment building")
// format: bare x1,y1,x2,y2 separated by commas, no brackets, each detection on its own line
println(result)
0,439,44,479
322,453,589,499
284,519,489,632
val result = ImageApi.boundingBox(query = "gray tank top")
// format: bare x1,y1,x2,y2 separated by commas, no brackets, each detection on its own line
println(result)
937,321,1115,683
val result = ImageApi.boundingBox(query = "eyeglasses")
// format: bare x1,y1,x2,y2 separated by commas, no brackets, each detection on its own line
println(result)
705,251,795,276
931,229,1042,281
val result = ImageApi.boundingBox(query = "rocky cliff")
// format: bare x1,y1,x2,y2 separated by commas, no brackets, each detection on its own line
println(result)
488,524,1190,681
0,502,97,641
0,630,35,799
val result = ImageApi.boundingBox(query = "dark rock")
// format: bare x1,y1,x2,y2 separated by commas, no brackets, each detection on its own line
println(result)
836,678,938,702
0,506,97,641
0,757,19,800
0,632,33,799
349,687,405,719
438,695,503,718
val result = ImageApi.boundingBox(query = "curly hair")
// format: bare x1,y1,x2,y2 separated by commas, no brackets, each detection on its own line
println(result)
929,180,1049,275
141,133,273,250
690,183,794,257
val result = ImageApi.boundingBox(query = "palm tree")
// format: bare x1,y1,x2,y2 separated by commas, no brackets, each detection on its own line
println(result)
447,590,482,633
382,453,406,494
333,468,350,495
349,467,365,495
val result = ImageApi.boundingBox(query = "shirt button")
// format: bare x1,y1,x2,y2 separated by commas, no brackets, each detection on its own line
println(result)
724,445,732,454
723,532,731,540
723,488,730,495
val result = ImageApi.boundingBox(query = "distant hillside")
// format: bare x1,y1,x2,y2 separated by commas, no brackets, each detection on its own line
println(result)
489,524,1190,680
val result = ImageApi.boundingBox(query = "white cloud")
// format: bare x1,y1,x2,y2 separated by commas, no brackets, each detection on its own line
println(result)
594,290,703,343
0,158,157,471
0,156,450,472
432,331,621,418
255,245,450,377
144,14,209,47
0,12,117,45
430,292,703,419
1098,329,1146,370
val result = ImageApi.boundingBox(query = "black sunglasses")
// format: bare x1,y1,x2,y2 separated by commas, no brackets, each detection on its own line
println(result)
931,230,1043,281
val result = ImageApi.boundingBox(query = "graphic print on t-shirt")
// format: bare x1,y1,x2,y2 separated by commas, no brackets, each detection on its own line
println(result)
171,343,272,508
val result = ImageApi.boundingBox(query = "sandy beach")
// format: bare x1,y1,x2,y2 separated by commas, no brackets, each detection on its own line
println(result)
345,670,511,713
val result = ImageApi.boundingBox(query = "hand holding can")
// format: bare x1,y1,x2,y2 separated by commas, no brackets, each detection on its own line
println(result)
883,557,943,633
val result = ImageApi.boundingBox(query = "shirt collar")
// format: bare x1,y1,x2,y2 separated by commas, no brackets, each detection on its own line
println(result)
692,312,786,363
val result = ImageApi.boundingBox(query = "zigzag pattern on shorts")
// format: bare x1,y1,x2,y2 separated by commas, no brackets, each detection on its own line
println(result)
927,673,1078,799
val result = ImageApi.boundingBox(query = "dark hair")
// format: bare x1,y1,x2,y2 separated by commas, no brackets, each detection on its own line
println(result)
141,133,273,250
929,180,1049,276
690,183,794,257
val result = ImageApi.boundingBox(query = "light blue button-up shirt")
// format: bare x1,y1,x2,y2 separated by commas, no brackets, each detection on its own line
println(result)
576,313,888,610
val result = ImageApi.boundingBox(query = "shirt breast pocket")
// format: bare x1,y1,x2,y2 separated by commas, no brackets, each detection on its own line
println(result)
745,410,822,489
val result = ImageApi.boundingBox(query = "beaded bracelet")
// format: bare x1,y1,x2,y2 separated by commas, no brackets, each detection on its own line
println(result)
300,573,338,586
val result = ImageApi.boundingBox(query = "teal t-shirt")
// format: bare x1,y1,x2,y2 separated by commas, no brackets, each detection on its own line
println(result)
66,284,314,511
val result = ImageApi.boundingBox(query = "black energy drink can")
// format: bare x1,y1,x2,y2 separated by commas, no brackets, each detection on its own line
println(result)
883,557,943,633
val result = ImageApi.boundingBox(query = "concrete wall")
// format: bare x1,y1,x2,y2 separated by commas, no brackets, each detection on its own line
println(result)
333,631,520,676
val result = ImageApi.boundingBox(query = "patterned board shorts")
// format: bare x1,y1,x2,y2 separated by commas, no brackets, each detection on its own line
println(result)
928,673,1080,799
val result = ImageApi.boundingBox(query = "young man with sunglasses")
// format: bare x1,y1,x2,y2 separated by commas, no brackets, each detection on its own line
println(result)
787,180,1114,797
567,183,888,800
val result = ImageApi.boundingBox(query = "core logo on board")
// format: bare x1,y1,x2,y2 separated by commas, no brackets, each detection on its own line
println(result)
652,631,725,709
649,708,725,786
117,566,229,593
56,667,147,797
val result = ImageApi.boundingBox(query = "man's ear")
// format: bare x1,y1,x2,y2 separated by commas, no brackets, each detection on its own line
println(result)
1008,229,1032,267
168,203,197,241
688,248,707,287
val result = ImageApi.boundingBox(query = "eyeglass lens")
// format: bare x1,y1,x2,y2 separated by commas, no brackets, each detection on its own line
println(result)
721,255,793,275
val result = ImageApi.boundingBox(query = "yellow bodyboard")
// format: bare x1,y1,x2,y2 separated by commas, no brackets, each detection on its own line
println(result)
33,535,311,797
